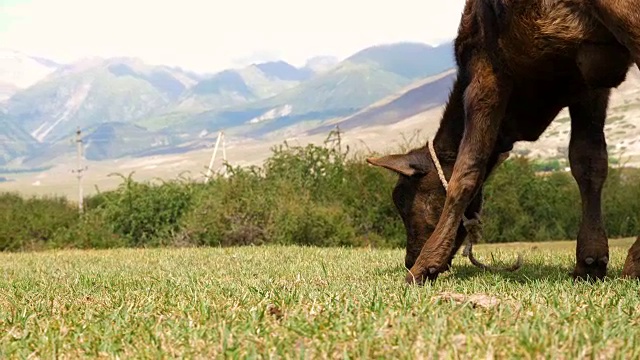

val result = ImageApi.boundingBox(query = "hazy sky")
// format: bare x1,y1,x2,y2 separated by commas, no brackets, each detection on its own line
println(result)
0,0,467,73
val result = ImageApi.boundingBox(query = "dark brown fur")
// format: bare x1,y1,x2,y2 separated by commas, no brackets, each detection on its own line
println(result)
367,0,640,284
622,236,640,278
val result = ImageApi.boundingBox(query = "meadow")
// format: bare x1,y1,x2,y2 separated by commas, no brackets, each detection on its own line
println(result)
1,135,639,358
1,239,639,358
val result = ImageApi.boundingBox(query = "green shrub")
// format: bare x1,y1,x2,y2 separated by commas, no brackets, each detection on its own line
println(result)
78,173,198,246
482,157,580,242
0,193,78,251
269,194,357,247
51,211,127,249
602,167,640,236
178,167,276,247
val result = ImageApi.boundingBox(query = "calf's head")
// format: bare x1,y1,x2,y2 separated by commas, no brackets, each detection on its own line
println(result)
367,145,511,270
366,146,447,269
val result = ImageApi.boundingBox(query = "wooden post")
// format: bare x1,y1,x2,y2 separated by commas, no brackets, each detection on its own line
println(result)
205,131,222,183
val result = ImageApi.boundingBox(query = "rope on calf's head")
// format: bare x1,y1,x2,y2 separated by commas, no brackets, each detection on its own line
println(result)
428,140,524,272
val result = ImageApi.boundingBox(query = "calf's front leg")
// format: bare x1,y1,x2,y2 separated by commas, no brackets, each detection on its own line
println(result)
406,56,511,284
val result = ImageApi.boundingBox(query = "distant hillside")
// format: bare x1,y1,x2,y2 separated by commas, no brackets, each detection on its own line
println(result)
0,112,39,165
83,122,177,161
346,42,454,79
255,61,314,81
258,61,410,113
5,57,200,143
240,42,455,133
303,56,339,74
0,50,60,100
159,60,315,121
310,69,456,134
0,82,19,102
173,70,258,113
163,42,456,137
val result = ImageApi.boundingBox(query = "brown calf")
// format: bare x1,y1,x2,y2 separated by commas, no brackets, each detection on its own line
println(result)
368,0,640,284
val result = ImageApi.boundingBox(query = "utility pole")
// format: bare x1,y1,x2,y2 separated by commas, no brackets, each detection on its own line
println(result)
324,125,343,152
221,130,227,177
72,127,88,213
205,131,225,183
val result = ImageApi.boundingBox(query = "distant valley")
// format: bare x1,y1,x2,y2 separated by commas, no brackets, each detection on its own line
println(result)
1,42,640,199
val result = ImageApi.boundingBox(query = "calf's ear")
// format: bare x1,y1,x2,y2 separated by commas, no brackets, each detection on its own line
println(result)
366,152,429,177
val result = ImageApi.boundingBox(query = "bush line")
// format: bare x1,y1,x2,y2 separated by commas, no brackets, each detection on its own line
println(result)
1,137,639,251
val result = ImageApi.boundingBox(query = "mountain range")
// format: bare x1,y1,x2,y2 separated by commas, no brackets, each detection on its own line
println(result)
1,41,639,176
0,42,458,167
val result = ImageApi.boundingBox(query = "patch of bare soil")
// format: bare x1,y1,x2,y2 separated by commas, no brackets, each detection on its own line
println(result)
431,292,503,309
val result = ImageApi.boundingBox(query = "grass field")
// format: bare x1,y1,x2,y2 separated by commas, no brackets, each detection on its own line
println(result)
1,238,639,358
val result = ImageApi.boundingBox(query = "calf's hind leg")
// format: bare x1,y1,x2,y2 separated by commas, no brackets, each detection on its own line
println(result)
592,0,640,279
622,236,640,278
568,89,611,280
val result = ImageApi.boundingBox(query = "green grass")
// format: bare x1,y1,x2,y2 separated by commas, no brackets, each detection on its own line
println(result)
1,239,639,358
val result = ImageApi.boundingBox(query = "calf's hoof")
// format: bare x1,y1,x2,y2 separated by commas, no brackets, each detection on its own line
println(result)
621,236,640,279
405,269,425,286
405,263,447,285
572,255,609,281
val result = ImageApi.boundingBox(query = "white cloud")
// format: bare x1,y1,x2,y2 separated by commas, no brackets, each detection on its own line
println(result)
0,0,466,73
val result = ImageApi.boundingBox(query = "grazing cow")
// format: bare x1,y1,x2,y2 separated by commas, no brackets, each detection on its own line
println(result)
367,0,640,284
